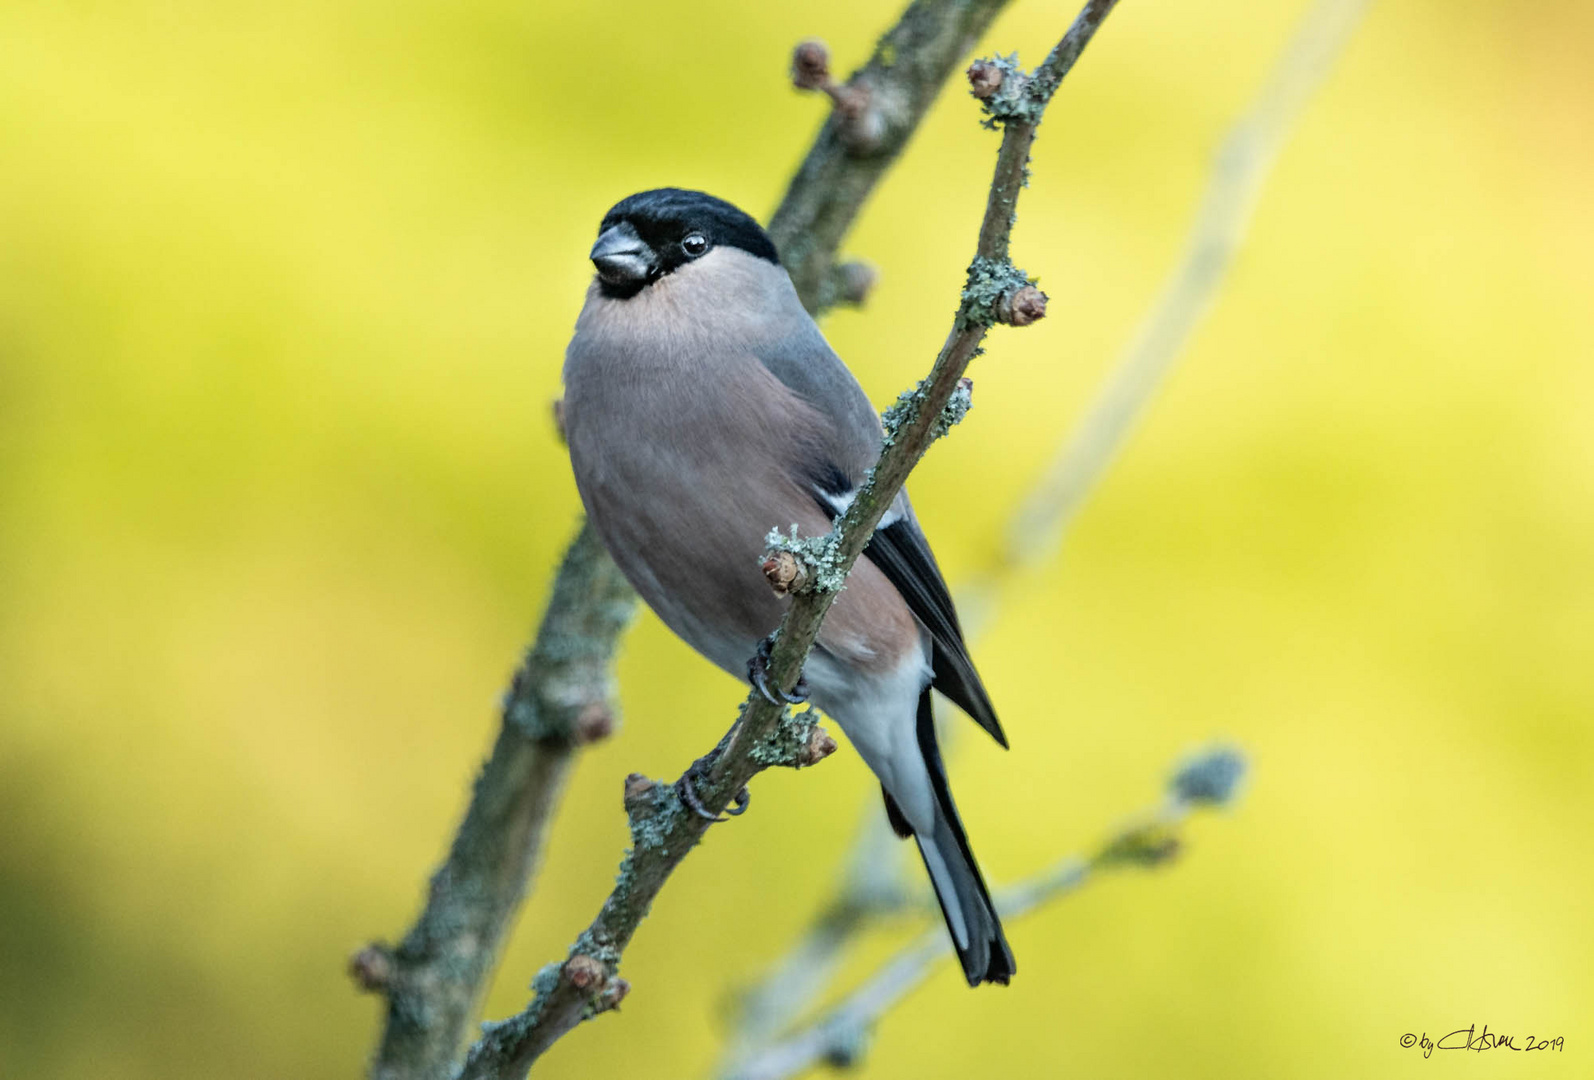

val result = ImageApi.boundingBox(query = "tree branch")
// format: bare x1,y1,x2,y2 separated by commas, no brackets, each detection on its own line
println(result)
771,0,1015,312
359,524,635,1080
720,748,1248,1080
453,3,1122,1076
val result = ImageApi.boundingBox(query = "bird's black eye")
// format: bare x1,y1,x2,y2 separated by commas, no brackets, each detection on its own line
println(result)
681,233,709,257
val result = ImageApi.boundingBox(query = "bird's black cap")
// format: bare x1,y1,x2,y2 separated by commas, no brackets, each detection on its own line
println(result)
601,188,779,265
591,189,780,298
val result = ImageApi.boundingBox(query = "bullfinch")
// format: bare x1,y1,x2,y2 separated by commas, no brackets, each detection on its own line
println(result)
560,188,1015,986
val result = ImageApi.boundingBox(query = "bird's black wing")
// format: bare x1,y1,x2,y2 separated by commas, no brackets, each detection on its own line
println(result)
807,469,1006,748
864,516,1007,747
749,325,1005,747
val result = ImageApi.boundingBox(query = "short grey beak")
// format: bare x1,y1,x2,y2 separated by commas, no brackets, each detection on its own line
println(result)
590,221,654,287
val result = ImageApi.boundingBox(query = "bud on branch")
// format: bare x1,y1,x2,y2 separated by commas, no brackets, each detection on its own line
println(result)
967,59,1005,100
998,284,1048,326
789,38,883,153
762,550,809,596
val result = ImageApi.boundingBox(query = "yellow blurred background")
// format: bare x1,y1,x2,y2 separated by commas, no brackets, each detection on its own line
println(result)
2,0,1590,1076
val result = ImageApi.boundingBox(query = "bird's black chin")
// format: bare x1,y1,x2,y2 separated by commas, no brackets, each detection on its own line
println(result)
593,252,652,285
590,222,656,298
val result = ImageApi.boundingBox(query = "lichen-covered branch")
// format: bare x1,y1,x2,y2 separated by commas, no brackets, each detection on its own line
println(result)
720,749,1248,1080
452,5,1121,1077
358,524,635,1080
771,0,1015,312
719,2,1370,1056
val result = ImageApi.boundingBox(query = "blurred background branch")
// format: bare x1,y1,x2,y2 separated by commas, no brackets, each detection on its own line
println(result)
1000,0,1373,573
719,0,1369,1069
770,0,1016,312
361,525,635,1080
722,748,1247,1080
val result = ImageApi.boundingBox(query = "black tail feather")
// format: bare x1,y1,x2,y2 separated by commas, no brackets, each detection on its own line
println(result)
909,688,1015,986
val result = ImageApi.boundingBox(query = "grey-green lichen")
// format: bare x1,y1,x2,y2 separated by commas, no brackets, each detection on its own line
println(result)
605,839,669,933
502,525,637,744
879,384,919,442
973,53,1048,129
748,706,821,769
606,849,642,914
470,1011,537,1073
569,932,620,970
763,526,847,594
958,256,1035,330
625,780,682,854
529,961,563,997
881,375,974,446
938,378,974,435
468,960,562,1062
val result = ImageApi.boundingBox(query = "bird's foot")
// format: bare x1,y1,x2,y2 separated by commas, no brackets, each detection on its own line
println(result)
675,751,751,823
747,634,810,706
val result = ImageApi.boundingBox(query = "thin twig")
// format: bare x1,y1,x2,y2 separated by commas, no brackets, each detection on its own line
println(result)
453,4,1121,1077
1002,0,1372,571
720,1,1370,1056
719,809,909,1063
722,749,1248,1080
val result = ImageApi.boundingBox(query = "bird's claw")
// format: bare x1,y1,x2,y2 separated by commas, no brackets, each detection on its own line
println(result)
676,756,751,823
748,635,810,706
